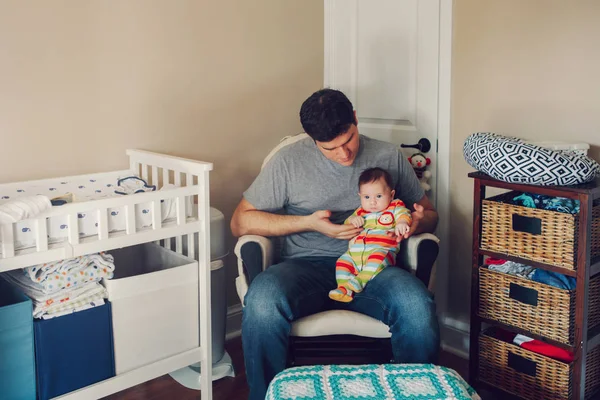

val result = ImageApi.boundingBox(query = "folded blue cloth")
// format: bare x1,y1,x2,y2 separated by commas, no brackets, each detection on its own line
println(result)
544,197,580,214
512,193,579,214
512,193,538,209
530,269,576,290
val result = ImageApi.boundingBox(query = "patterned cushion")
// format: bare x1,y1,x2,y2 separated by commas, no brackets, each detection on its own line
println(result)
266,364,480,400
464,132,600,186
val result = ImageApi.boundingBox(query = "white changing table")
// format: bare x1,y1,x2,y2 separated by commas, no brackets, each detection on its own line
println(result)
0,149,214,399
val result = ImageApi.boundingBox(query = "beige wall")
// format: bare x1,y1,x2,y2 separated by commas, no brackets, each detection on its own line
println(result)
6,0,598,323
448,0,600,322
0,1,324,307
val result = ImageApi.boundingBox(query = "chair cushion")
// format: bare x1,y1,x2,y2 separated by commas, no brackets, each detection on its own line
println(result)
290,310,391,338
464,132,600,186
266,364,481,400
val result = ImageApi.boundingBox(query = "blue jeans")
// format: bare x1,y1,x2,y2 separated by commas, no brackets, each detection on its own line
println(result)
241,256,440,400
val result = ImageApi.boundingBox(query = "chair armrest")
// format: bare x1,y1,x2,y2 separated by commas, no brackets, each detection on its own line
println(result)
234,235,274,303
233,232,440,301
399,233,440,289
400,233,439,272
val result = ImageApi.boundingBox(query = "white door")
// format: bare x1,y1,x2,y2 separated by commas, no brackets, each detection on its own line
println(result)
325,0,454,342
324,0,441,207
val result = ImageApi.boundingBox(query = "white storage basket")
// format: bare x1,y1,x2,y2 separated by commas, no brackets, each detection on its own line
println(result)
103,242,199,374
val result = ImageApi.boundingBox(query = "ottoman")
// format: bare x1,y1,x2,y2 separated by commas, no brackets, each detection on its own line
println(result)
266,364,480,400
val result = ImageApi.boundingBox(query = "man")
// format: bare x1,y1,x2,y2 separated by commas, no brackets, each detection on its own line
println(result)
231,89,440,400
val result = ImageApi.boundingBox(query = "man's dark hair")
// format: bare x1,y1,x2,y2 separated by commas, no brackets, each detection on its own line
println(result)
299,89,356,142
359,167,393,190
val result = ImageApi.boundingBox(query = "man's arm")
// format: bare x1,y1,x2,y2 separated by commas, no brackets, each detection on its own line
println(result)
230,197,361,240
231,198,311,237
409,194,438,236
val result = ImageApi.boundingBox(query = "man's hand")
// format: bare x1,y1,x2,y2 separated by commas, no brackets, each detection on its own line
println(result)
347,215,365,228
308,210,362,240
402,203,425,240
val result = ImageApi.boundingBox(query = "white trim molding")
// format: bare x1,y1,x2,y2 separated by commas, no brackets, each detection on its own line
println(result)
323,0,335,88
434,0,454,333
226,304,243,341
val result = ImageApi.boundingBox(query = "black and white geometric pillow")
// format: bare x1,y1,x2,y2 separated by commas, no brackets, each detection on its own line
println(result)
464,132,600,186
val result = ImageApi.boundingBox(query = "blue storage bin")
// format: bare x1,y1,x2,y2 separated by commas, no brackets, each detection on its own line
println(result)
0,278,36,400
34,302,115,400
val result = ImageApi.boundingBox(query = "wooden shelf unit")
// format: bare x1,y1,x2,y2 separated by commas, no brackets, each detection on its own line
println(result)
469,172,600,400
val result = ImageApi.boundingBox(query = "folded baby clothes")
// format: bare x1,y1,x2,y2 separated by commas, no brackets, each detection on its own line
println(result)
530,269,576,291
512,193,539,209
487,260,535,279
40,285,107,319
0,195,52,224
486,258,509,265
544,197,580,214
486,258,575,290
513,334,574,363
32,282,107,318
0,274,108,319
512,193,579,214
24,252,115,294
42,298,106,320
2,269,59,300
114,176,156,195
2,252,114,299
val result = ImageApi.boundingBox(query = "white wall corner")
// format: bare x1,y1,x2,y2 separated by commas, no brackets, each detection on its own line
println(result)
226,304,243,341
323,0,335,88
433,0,454,324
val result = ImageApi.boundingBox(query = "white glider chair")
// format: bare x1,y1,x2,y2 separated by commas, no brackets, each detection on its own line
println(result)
234,134,440,366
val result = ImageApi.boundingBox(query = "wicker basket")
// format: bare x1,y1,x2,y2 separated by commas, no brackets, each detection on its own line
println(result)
479,331,600,399
479,267,600,345
481,192,600,270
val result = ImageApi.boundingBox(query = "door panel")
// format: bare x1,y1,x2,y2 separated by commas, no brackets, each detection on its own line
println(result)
325,0,440,206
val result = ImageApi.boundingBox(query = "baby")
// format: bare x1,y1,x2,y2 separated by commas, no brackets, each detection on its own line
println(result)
329,167,412,303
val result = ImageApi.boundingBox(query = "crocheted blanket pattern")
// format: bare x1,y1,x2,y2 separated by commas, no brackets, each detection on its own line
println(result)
266,364,481,400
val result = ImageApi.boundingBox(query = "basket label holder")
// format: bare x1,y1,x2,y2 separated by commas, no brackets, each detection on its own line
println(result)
512,214,542,235
508,352,538,376
509,283,539,306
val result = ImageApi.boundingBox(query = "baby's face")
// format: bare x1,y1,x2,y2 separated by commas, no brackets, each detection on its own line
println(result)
359,179,393,213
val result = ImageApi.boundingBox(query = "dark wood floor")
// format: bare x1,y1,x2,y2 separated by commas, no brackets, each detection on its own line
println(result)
103,337,505,400
103,336,248,400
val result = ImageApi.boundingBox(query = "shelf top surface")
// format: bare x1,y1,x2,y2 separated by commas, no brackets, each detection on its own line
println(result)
468,171,600,195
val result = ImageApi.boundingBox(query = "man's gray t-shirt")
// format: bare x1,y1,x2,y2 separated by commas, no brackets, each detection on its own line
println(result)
243,135,425,259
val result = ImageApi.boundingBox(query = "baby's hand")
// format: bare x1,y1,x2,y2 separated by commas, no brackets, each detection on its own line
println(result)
395,222,410,237
347,216,365,228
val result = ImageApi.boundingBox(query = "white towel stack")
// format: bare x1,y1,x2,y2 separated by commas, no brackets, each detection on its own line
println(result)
0,195,52,224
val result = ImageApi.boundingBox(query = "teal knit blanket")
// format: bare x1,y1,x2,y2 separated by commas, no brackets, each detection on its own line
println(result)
266,364,480,400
